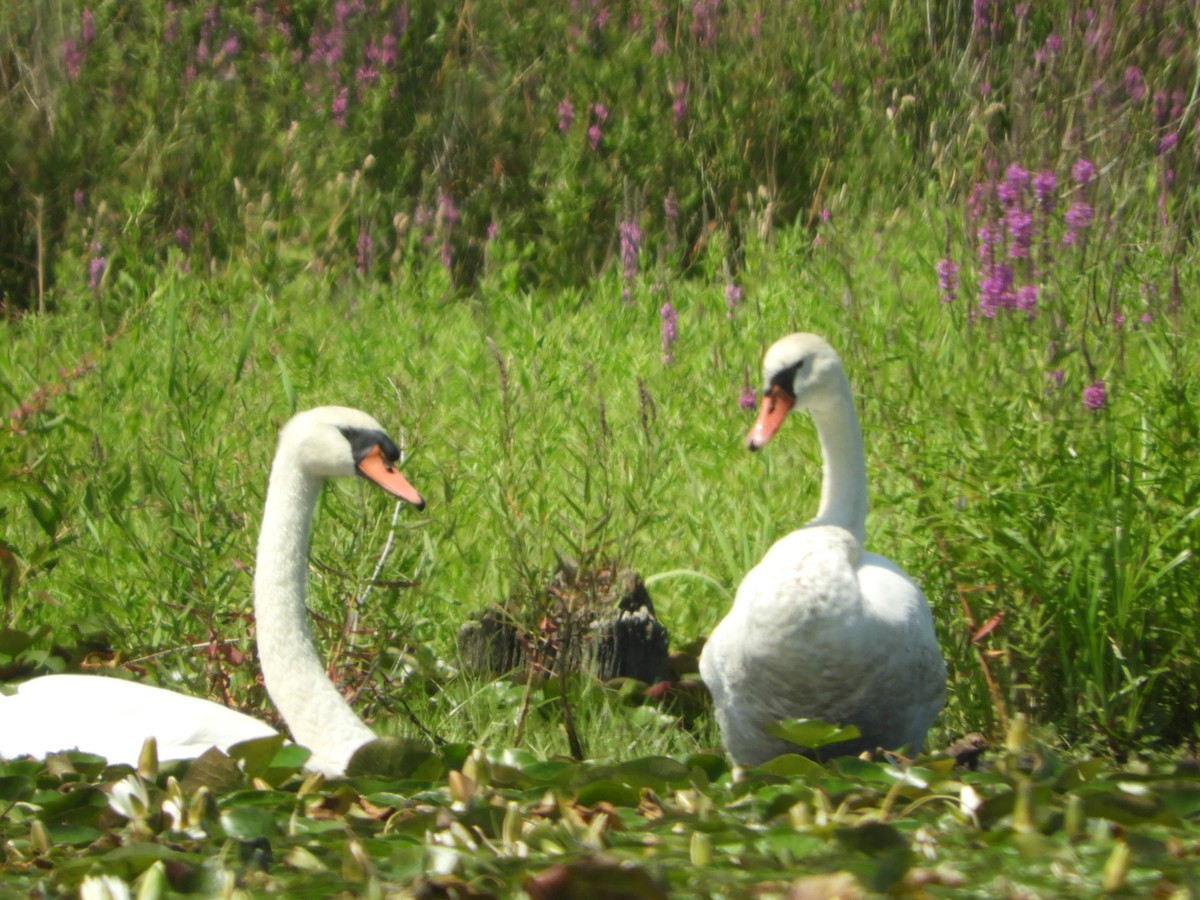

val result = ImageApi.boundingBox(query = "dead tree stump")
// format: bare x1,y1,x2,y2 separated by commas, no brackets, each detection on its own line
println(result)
456,568,671,684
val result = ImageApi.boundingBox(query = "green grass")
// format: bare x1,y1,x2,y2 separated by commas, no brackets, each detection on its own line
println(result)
3,210,1198,893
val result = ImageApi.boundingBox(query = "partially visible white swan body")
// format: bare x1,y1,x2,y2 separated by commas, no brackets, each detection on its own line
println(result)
699,334,945,765
0,407,424,776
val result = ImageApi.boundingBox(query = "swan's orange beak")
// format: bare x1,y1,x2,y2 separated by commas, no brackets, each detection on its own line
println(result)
746,385,793,451
356,446,426,510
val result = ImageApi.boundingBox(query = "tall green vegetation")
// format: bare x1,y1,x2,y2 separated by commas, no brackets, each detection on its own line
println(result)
2,0,1198,762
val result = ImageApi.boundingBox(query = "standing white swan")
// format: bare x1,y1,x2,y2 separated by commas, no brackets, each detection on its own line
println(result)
0,407,425,776
699,334,945,765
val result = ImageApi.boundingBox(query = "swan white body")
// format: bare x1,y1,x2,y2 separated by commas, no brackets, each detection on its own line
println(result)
0,407,424,776
699,334,945,765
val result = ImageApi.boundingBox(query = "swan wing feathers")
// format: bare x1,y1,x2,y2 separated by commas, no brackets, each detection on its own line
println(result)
0,674,279,765
700,527,945,765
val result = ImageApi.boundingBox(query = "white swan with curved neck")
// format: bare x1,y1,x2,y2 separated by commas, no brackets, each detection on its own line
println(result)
699,334,946,765
0,407,424,776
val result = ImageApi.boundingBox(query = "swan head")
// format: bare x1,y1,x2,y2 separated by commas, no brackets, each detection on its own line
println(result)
746,333,843,451
278,406,426,509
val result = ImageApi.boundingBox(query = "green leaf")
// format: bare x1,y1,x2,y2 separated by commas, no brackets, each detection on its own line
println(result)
765,718,862,750
0,627,36,656
346,736,442,781
219,804,279,842
575,779,641,808
227,733,287,778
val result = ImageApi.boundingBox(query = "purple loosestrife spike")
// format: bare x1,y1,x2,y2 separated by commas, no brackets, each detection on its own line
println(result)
724,281,742,317
1082,380,1107,410
1063,201,1093,245
936,258,959,303
87,244,106,291
81,8,96,46
356,228,372,274
62,38,82,80
438,193,459,226
738,370,755,411
1123,66,1145,102
1006,207,1033,258
558,98,574,132
978,263,1014,317
1033,171,1056,212
1157,132,1178,155
660,301,677,364
1072,158,1096,187
671,81,688,125
619,220,641,280
332,86,349,127
998,163,1029,205
1016,284,1038,315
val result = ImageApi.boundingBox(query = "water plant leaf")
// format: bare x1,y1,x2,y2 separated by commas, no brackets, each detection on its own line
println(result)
346,736,442,780
765,718,862,749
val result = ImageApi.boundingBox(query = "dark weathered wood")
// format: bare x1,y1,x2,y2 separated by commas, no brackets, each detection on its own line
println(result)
456,568,671,684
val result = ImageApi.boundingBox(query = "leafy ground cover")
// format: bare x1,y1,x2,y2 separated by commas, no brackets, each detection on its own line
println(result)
2,0,1199,895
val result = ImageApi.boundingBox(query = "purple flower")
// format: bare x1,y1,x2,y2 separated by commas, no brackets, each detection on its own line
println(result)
587,102,610,150
690,0,720,46
1071,158,1096,187
1082,380,1107,410
671,81,688,125
663,190,678,224
660,301,677,363
1157,132,1178,155
438,193,459,226
724,281,742,317
738,372,755,411
1063,201,1093,244
356,228,372,274
978,263,1014,317
331,86,349,127
486,222,498,241
1123,66,1145,102
439,239,453,268
87,244,106,291
977,219,1001,263
619,220,641,280
81,8,96,46
998,163,1029,205
174,228,191,252
1015,284,1038,315
73,189,86,212
557,98,575,132
62,38,82,80
1033,171,1057,212
1005,207,1033,258
936,258,959,303
1047,369,1064,389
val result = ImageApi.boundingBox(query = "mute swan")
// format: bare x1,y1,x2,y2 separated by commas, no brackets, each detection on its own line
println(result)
699,334,945,765
0,407,425,776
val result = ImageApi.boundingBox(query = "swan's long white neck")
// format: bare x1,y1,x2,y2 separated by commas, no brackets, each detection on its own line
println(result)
254,446,374,774
805,370,868,548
